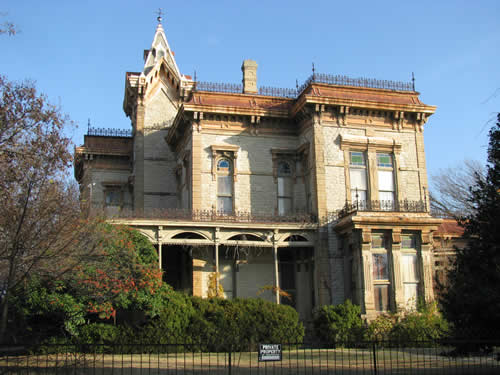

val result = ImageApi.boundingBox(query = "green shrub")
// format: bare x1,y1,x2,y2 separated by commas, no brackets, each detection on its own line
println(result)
236,298,304,346
138,291,196,344
313,300,364,346
365,314,397,342
188,297,304,351
391,302,449,343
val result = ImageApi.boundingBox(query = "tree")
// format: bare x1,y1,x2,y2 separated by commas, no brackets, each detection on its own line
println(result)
441,113,500,341
0,76,100,342
0,13,16,36
430,159,485,217
71,224,170,322
12,224,171,340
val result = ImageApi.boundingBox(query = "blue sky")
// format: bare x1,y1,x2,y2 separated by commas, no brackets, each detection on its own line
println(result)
1,0,499,182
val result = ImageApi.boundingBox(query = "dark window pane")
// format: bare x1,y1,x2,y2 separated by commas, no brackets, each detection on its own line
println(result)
278,161,292,176
371,234,387,249
105,190,121,206
372,253,388,280
402,234,417,249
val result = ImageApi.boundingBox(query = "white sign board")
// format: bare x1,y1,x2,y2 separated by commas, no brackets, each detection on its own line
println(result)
258,344,282,362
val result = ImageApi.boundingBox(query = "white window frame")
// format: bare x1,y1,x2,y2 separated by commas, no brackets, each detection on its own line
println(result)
349,151,368,207
377,153,396,210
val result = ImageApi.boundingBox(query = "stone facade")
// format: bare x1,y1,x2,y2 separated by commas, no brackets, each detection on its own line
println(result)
74,20,443,320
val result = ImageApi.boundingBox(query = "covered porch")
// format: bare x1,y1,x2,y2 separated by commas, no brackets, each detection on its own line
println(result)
112,217,318,320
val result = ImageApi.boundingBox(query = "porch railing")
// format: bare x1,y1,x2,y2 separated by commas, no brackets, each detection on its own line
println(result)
114,208,318,224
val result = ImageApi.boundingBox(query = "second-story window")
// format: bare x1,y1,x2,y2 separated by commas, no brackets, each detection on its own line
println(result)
217,158,233,214
377,153,395,209
349,151,368,204
277,160,293,215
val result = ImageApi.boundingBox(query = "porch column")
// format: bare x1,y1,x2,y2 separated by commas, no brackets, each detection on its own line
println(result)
215,243,220,295
157,226,163,270
273,230,280,305
158,243,162,270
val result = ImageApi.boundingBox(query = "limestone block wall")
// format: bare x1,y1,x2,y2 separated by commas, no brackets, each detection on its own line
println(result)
88,169,132,210
198,133,307,214
320,124,427,212
142,88,179,210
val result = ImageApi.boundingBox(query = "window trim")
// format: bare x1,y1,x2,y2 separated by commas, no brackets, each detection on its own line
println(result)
340,134,401,204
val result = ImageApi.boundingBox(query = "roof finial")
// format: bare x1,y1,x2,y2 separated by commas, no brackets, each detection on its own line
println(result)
194,70,197,82
88,118,91,133
156,8,163,24
411,72,416,91
312,62,316,81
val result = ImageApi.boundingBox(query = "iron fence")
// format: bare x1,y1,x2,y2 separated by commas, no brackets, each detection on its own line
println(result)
1,340,499,374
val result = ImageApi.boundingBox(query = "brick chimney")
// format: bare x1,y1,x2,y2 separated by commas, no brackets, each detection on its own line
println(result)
241,60,258,94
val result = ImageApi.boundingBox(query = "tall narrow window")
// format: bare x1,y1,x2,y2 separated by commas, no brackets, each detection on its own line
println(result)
349,151,368,206
217,158,233,214
277,160,293,215
401,234,419,310
372,232,391,312
377,153,395,210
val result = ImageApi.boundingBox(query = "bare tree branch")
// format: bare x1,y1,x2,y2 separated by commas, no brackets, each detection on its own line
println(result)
430,159,485,218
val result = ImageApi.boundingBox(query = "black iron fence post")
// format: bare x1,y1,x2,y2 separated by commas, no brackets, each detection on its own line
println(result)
228,348,232,375
372,341,378,375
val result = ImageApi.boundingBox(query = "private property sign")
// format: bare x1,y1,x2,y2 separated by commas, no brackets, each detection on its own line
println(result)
258,344,282,361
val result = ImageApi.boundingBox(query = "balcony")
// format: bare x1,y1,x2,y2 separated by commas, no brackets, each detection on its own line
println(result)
337,200,427,219
112,208,318,225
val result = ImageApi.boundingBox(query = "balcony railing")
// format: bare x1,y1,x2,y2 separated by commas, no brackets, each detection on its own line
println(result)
194,73,415,99
87,127,133,138
338,200,427,218
113,208,317,224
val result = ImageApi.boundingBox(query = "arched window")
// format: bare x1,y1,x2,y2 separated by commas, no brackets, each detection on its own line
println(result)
217,158,233,214
277,160,293,215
